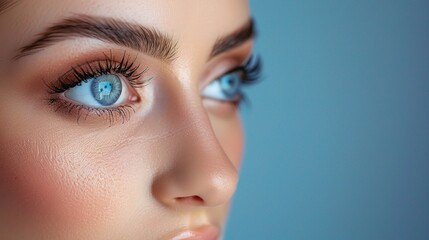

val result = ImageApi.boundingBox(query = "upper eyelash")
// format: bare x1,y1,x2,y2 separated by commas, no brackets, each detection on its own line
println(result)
232,54,262,107
46,50,149,94
245,55,262,82
241,54,262,84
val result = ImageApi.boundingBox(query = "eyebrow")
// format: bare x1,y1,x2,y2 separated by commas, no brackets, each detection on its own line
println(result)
0,0,18,15
13,14,255,62
210,19,255,59
13,14,178,61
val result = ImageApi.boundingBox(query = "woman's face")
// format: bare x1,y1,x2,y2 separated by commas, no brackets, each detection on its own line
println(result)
0,0,255,239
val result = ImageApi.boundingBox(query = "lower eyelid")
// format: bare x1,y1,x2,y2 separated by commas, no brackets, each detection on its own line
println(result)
202,98,240,117
46,97,137,125
47,75,141,125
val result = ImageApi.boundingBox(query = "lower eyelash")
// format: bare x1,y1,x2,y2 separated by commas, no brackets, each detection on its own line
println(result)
47,97,135,126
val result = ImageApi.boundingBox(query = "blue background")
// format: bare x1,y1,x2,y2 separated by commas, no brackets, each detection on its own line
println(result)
225,0,429,239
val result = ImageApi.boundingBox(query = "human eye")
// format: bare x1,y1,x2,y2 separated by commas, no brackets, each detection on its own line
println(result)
46,50,149,125
201,55,262,105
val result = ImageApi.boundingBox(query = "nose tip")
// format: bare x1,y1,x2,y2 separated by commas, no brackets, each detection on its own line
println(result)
204,170,239,206
183,168,238,207
152,157,239,208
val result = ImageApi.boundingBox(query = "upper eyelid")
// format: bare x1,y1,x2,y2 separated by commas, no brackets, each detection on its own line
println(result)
208,67,245,86
211,56,255,81
223,66,246,76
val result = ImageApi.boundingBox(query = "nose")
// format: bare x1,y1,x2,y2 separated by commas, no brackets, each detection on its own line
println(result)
151,113,239,208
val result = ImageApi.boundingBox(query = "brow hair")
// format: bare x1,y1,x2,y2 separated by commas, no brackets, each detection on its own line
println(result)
13,14,178,61
0,0,17,15
210,19,255,58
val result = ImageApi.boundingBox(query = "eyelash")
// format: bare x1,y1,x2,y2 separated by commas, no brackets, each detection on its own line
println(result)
229,54,262,106
46,51,148,125
47,50,147,94
241,55,262,84
45,51,262,125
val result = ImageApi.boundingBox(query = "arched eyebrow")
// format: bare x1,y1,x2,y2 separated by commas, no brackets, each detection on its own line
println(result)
12,14,255,62
210,19,255,59
12,14,178,62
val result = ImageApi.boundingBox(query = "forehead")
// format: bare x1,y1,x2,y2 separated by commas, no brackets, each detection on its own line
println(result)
0,0,250,56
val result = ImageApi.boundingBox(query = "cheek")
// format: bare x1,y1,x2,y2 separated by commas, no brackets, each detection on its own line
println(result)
0,86,154,236
0,132,140,234
0,139,74,228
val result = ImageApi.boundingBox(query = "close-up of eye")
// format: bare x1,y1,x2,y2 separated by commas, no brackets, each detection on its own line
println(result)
44,51,148,124
202,70,244,102
202,55,261,105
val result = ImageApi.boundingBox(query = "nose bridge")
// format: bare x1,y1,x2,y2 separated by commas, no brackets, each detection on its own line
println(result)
180,112,239,177
179,116,238,185
151,87,239,207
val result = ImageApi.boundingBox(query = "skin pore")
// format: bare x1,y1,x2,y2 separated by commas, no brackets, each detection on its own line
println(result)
0,0,255,239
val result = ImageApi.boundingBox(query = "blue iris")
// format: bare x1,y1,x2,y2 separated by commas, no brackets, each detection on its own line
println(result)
202,70,243,101
91,75,122,106
64,74,122,107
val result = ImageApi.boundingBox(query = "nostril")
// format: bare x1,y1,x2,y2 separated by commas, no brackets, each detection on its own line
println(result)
175,195,204,205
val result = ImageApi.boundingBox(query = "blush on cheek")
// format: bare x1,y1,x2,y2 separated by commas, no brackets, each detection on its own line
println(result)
1,147,77,226
0,138,123,234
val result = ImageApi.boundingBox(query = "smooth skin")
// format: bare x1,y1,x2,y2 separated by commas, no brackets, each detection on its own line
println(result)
0,0,252,239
